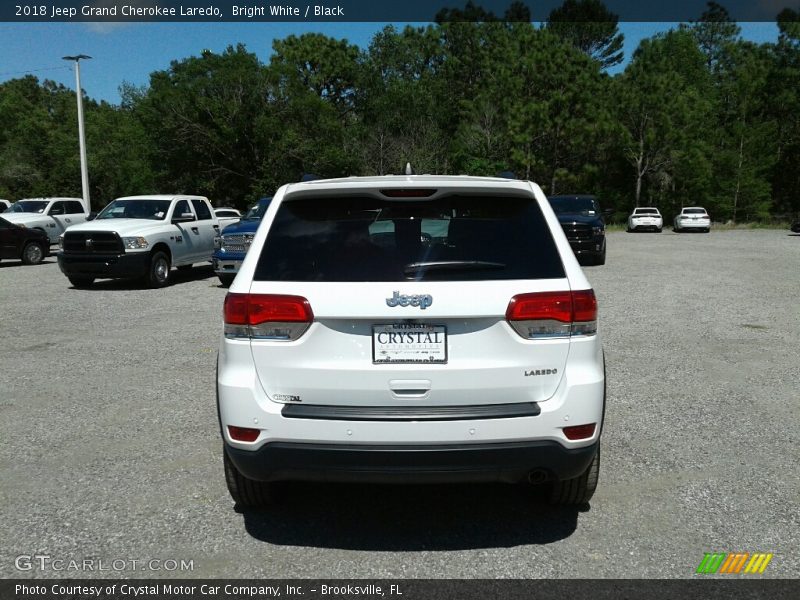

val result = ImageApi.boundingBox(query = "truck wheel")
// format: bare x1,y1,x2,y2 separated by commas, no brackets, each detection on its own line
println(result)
21,241,45,265
68,275,95,288
549,446,600,506
594,249,606,266
223,448,274,508
218,274,235,287
146,250,171,288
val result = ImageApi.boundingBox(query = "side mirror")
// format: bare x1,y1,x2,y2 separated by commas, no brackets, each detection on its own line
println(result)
172,212,195,224
86,212,97,221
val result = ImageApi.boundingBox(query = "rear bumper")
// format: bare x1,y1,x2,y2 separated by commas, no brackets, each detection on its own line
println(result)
225,439,599,484
630,221,662,230
57,251,149,279
676,220,710,229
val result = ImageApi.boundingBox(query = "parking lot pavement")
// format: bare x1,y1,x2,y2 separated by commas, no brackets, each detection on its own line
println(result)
0,230,798,579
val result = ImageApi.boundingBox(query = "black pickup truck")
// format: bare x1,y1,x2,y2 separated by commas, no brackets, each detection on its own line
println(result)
547,195,610,266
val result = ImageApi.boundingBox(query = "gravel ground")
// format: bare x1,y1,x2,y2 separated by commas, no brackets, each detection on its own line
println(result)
0,229,798,579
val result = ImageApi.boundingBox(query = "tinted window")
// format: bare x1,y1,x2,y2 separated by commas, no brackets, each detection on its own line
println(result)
65,201,85,214
635,208,658,214
49,202,66,215
548,196,599,214
244,198,272,220
192,199,212,220
174,200,192,219
96,199,172,220
7,200,48,213
684,208,707,214
255,195,565,282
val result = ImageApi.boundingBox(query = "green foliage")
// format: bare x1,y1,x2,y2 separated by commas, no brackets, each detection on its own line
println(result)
546,0,625,69
1,5,798,222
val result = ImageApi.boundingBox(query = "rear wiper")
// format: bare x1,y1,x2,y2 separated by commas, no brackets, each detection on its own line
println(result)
403,260,506,275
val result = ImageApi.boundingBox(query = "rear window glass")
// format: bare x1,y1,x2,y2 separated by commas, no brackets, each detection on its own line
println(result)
684,208,707,214
635,209,658,214
254,195,565,282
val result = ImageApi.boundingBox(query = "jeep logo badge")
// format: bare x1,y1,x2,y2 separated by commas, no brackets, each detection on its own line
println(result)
386,291,433,310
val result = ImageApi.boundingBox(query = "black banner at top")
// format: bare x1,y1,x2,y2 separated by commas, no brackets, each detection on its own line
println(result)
1,0,796,23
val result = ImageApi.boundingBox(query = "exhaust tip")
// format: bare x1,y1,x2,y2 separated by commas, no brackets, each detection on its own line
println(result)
527,469,548,485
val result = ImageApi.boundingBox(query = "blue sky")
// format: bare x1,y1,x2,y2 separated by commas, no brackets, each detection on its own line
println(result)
0,21,780,104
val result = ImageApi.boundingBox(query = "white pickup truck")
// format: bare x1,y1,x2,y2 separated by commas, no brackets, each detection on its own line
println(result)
57,195,219,288
3,197,89,245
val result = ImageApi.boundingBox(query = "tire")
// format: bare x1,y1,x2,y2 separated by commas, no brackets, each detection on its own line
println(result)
68,275,95,288
145,250,171,288
21,241,45,265
223,448,274,508
549,446,600,506
594,249,606,266
218,274,235,287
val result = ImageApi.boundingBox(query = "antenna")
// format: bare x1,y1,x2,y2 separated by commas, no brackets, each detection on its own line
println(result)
405,163,413,176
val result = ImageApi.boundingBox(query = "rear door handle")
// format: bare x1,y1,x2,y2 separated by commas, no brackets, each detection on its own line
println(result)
65,218,72,223
191,227,199,234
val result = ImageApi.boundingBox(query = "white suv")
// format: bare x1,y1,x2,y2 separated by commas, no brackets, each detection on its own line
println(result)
217,176,605,506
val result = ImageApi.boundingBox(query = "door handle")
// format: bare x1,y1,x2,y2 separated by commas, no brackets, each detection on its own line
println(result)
65,218,71,223
191,227,199,234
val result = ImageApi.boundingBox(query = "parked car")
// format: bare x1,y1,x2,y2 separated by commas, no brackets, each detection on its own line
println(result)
674,207,711,232
0,199,11,210
2,198,89,245
0,215,50,265
214,207,242,230
218,175,605,508
627,207,663,232
212,197,272,287
57,195,219,288
547,194,609,265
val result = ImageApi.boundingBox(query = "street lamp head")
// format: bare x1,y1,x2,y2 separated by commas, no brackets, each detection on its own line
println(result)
62,55,92,61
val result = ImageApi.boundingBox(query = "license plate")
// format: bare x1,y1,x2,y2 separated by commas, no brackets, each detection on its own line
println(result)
372,324,447,364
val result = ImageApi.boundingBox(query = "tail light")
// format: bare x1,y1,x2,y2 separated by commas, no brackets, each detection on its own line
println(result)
563,423,596,440
224,293,313,340
506,290,597,338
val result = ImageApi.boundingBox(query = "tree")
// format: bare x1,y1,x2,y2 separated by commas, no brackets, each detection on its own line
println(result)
546,0,624,69
614,30,712,210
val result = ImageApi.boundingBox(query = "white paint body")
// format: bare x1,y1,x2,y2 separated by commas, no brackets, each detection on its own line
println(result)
3,197,88,244
218,176,605,458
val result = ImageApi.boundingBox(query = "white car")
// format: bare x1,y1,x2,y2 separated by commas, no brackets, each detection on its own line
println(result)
0,199,11,210
3,197,89,244
57,195,219,288
674,207,711,233
218,174,605,507
627,207,663,232
214,207,241,230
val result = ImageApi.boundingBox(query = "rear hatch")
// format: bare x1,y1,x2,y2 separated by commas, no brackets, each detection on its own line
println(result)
246,188,574,407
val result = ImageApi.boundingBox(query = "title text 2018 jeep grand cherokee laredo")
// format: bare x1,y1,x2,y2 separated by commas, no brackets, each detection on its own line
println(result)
57,195,219,288
218,176,605,507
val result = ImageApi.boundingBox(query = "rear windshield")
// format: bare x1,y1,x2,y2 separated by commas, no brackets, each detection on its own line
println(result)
634,208,659,214
684,208,707,214
254,195,565,282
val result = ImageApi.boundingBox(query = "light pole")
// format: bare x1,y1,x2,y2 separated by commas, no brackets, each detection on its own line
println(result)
62,55,92,208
